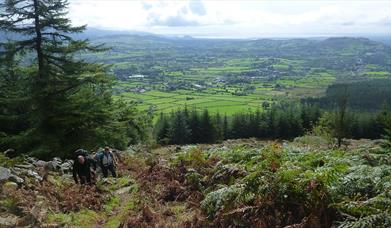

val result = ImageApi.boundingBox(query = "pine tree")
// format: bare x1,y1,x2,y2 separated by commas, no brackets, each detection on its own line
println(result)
223,114,229,139
376,103,391,136
0,43,31,150
334,85,349,147
155,112,170,145
189,109,202,143
214,112,223,141
382,128,391,152
0,0,144,157
199,109,216,143
168,110,191,145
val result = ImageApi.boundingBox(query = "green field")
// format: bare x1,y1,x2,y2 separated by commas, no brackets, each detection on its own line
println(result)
87,35,391,115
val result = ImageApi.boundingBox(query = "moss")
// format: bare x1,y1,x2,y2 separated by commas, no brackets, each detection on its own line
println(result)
47,209,101,227
97,176,135,192
0,154,25,167
0,198,23,215
104,195,121,213
117,176,132,187
104,214,122,228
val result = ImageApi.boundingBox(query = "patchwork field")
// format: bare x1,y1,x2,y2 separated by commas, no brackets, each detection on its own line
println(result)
87,35,391,115
117,89,269,114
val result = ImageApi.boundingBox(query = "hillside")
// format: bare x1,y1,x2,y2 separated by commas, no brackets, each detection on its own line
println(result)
1,138,390,227
81,34,391,114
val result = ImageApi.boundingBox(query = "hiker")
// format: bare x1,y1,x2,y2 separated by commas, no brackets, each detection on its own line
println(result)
97,146,117,178
72,149,97,185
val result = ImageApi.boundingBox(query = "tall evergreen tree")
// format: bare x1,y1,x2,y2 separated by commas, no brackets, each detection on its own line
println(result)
376,103,391,135
156,112,170,145
168,110,191,145
189,109,202,143
0,43,31,151
223,114,229,139
199,109,216,143
334,85,349,147
214,112,224,141
0,0,146,157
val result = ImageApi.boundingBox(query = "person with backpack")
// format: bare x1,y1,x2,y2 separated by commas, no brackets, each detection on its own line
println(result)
72,149,97,185
97,146,117,178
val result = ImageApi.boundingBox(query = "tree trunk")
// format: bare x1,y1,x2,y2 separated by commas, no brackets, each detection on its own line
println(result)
33,0,44,80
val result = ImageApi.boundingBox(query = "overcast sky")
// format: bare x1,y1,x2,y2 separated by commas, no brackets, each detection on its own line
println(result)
69,0,391,38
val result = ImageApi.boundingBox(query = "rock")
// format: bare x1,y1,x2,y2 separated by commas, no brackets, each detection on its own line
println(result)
0,166,12,181
45,159,62,173
33,160,47,167
9,174,24,184
15,164,35,169
27,170,43,182
115,186,133,195
3,148,16,158
60,160,73,174
53,157,62,163
27,156,38,164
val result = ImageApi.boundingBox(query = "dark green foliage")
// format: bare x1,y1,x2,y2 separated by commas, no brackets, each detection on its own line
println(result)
382,128,391,152
168,110,191,145
0,0,149,157
155,112,170,145
0,44,32,151
189,109,202,143
155,102,388,145
199,110,217,143
155,103,320,145
307,79,391,111
170,141,390,227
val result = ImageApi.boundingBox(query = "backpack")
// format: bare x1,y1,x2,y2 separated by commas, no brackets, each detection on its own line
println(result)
73,149,88,160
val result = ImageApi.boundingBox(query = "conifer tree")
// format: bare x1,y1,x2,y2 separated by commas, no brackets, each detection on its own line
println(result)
168,110,191,145
199,109,216,143
223,114,229,139
156,112,170,145
189,109,202,143
0,0,145,156
0,43,31,151
214,112,223,141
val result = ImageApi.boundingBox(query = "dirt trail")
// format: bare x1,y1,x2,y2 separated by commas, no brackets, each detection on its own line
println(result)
94,147,200,227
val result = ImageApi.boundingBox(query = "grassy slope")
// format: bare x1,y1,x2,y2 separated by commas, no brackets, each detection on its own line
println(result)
13,137,387,227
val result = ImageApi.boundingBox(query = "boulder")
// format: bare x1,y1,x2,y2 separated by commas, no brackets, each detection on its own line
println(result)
9,174,24,184
53,157,62,163
15,164,35,169
45,159,63,173
27,170,43,182
0,166,12,181
3,148,16,158
26,157,38,164
33,160,47,167
10,167,24,176
60,160,73,174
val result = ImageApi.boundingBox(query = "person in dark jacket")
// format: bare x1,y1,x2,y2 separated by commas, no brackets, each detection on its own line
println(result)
97,146,117,178
73,154,96,185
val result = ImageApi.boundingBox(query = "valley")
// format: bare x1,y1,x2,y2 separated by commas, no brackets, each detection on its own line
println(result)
84,35,391,114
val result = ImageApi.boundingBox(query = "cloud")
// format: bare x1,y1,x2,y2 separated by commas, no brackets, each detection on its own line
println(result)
340,22,355,26
68,0,391,37
188,0,206,16
374,16,391,26
143,3,152,10
147,13,200,27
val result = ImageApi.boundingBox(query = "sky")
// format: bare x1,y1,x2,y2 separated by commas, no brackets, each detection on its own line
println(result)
69,0,391,38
